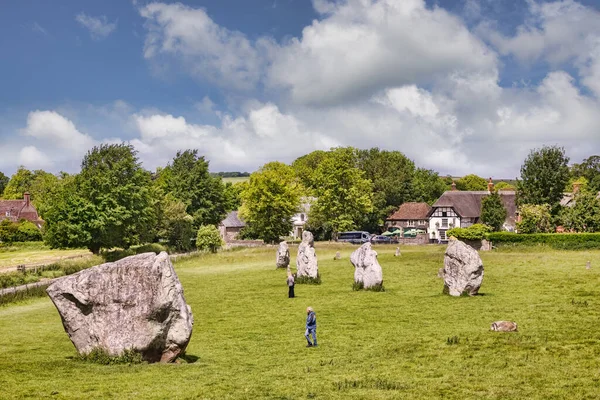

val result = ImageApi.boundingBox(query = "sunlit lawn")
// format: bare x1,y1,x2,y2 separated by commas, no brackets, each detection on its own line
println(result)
0,243,91,272
1,244,600,399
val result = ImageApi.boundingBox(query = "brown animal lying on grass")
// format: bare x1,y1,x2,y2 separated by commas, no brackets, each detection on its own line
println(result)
490,321,518,332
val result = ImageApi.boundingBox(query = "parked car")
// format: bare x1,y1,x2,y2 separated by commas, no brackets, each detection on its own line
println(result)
370,235,394,244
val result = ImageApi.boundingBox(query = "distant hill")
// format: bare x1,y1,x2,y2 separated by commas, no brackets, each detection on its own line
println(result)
210,172,251,178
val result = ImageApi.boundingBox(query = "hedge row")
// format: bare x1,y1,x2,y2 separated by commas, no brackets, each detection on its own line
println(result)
488,232,600,250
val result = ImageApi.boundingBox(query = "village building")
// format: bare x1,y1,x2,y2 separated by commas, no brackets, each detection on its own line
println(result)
0,193,43,228
291,200,312,239
428,180,517,243
218,211,246,242
385,202,431,233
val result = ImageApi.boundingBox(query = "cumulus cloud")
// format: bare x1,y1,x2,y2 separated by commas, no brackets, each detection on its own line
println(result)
21,110,96,153
18,146,53,170
139,2,270,90
76,13,117,40
482,0,600,97
268,0,497,105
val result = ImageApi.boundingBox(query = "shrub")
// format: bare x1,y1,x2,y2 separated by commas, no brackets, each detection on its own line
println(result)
196,225,223,253
488,232,600,250
446,224,492,241
134,243,167,255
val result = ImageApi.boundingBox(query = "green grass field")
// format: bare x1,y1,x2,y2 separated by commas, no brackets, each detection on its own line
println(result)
2,244,600,399
222,176,250,184
0,243,91,272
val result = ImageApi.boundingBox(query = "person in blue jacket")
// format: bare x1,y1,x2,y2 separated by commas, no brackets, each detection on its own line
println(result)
305,307,317,347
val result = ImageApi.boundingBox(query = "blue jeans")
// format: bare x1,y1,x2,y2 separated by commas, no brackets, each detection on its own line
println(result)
305,328,317,346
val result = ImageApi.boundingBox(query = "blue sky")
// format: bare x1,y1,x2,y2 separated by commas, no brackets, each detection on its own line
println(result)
1,0,600,177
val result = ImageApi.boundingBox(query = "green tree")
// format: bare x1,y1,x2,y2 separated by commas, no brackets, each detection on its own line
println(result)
292,150,328,190
224,182,246,212
2,168,58,207
411,168,447,204
43,144,155,254
516,204,552,234
571,155,600,192
308,148,373,238
517,146,570,214
158,196,195,252
480,191,507,231
163,150,228,228
196,225,223,253
560,188,600,232
0,171,8,197
239,162,302,244
455,174,488,191
356,148,416,231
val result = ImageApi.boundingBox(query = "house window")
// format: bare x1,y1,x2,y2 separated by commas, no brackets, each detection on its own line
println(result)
407,220,415,227
442,211,447,217
5,211,9,217
300,213,305,222
441,218,448,228
440,230,447,240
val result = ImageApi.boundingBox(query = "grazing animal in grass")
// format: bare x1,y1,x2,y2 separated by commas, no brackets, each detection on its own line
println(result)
490,321,518,332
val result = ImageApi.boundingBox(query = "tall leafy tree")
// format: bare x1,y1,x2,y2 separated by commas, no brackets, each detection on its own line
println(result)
571,155,600,192
2,167,58,206
516,204,552,234
517,145,570,214
411,168,447,204
43,144,155,254
163,150,228,227
480,191,507,231
308,147,373,237
292,150,328,190
239,162,302,243
0,171,8,197
356,148,415,231
455,174,488,191
158,195,195,251
560,188,600,232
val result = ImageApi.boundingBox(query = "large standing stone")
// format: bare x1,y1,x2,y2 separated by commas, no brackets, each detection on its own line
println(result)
276,241,290,269
296,231,318,278
442,239,484,296
350,242,383,289
46,252,193,363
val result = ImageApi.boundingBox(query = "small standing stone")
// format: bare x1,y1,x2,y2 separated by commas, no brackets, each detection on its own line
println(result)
586,261,591,270
490,321,518,332
394,247,401,257
276,241,290,269
335,251,341,260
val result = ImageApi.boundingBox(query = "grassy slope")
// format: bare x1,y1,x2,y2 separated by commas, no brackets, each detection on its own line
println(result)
1,244,600,399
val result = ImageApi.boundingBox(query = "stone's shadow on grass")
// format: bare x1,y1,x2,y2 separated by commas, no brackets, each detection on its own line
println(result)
178,353,199,364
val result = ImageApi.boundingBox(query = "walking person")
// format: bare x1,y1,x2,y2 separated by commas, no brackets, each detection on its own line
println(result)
305,307,317,347
287,271,295,298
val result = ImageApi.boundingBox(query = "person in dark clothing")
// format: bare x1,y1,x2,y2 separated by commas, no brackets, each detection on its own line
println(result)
305,307,317,347
287,271,295,298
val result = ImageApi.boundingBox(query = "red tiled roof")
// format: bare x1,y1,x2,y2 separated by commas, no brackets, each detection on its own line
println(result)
0,199,41,224
387,202,432,221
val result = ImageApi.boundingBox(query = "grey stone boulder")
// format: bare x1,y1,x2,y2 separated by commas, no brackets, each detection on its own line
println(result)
276,241,290,269
350,242,383,289
296,231,318,278
442,239,484,296
46,252,193,363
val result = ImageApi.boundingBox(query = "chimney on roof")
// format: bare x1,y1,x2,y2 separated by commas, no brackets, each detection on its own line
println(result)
24,192,30,207
573,182,581,194
451,181,457,191
487,178,494,193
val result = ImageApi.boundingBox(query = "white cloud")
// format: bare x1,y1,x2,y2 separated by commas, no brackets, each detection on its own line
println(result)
268,0,497,105
18,146,53,170
76,13,117,40
139,3,269,90
21,110,96,153
482,0,600,97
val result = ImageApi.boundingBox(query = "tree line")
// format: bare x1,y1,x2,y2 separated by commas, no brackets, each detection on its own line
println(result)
0,144,599,251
